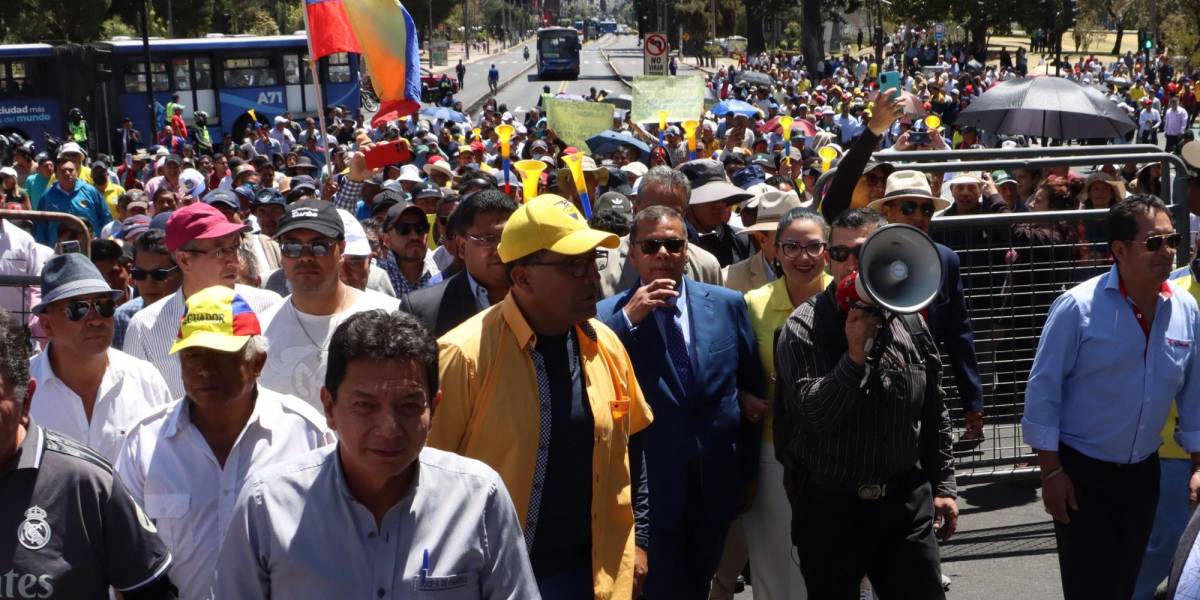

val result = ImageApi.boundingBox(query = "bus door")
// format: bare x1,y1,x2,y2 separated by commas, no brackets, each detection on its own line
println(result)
119,60,170,144
283,53,315,117
169,56,217,143
320,53,359,115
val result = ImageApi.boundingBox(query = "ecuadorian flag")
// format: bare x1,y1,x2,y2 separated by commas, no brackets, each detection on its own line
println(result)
343,0,422,125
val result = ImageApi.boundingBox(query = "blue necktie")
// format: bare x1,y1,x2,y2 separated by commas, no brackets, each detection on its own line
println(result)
660,307,695,396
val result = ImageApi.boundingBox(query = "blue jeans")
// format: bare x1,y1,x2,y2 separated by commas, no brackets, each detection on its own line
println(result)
1133,458,1192,600
536,564,593,600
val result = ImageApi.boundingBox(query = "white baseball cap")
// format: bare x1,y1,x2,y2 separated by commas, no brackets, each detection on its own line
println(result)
338,209,372,256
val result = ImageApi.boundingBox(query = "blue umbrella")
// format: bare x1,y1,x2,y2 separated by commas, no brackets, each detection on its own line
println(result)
711,99,762,117
419,106,467,123
586,130,651,160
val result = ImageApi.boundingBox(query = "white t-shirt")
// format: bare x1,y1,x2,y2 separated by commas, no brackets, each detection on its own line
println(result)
258,289,400,410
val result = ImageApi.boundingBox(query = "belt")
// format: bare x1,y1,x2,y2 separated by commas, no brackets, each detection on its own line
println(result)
805,468,918,501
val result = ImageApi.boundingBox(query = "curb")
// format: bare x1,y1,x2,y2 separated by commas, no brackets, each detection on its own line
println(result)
600,49,632,88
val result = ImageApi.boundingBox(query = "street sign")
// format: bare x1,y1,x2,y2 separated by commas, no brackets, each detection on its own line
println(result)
644,32,669,76
933,23,945,42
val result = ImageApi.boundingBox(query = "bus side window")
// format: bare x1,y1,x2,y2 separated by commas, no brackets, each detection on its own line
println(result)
194,57,212,89
172,58,191,90
327,53,351,83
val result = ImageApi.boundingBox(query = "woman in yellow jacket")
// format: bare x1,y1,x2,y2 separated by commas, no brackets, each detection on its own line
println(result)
740,207,833,599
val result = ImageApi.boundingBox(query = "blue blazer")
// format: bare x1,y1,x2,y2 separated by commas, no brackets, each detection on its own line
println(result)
597,278,763,531
927,243,984,412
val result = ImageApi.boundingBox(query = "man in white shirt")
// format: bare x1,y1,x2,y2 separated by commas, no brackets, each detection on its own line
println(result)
259,199,397,411
268,117,295,155
116,285,333,600
213,310,537,599
28,253,172,462
1164,95,1190,153
0,218,48,326
125,202,281,398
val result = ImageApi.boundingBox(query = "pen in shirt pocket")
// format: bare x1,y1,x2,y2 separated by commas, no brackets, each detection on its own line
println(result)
421,548,430,584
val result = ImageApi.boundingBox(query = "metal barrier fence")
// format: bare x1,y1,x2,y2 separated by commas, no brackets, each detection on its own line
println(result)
930,209,1114,480
0,209,94,349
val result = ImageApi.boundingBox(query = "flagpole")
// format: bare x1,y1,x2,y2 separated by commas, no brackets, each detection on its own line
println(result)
302,7,336,187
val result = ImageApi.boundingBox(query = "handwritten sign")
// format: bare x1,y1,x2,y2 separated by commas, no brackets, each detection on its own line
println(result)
545,98,616,154
631,75,705,124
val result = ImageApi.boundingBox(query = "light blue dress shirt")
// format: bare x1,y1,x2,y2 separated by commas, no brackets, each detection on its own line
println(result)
1022,265,1200,464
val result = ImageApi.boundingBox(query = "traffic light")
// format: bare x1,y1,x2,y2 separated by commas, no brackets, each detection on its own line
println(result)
1062,0,1076,27
1137,30,1154,51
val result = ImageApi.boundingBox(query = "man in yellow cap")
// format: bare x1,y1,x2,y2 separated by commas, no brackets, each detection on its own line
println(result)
115,285,333,600
431,194,654,600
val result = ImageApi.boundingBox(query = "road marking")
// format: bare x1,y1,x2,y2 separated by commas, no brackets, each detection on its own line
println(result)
558,79,569,94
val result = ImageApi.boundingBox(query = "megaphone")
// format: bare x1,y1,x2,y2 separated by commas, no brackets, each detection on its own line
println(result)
838,224,943,314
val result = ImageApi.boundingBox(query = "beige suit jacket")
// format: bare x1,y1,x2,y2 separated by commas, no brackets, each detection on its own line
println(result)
722,250,773,293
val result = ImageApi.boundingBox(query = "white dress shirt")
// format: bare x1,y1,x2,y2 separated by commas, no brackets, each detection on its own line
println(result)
258,289,399,411
115,387,333,600
0,219,48,324
124,285,282,399
29,346,173,463
213,446,539,599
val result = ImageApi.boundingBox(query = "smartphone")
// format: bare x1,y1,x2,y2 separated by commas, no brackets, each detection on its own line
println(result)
364,140,412,170
908,130,930,146
60,240,81,254
878,71,902,99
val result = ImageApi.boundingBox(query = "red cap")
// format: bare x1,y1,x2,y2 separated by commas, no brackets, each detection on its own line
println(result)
426,155,445,165
470,141,485,152
165,202,250,252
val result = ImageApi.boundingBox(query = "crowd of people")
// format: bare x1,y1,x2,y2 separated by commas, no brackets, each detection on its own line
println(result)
3,27,1200,600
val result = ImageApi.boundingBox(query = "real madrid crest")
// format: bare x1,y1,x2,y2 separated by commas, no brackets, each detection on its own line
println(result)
17,506,51,550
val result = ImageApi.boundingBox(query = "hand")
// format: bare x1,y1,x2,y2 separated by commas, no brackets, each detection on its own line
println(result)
980,170,999,197
844,308,883,365
622,279,679,326
933,496,959,541
1189,469,1200,507
740,391,770,424
348,132,381,183
1040,470,1078,524
633,547,649,598
894,130,912,151
929,128,948,150
868,89,905,136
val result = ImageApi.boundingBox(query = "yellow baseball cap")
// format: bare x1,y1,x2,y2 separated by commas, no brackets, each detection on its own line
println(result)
498,194,619,263
170,285,262,354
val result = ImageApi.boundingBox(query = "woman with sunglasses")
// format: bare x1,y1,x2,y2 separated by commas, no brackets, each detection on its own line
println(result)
738,207,832,599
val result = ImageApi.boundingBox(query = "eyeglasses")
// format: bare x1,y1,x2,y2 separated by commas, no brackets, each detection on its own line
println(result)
129,265,179,281
1133,232,1182,252
637,238,686,255
64,298,116,321
280,238,336,258
463,233,501,248
827,244,862,262
182,243,240,260
392,221,431,236
898,201,936,217
525,251,608,277
778,240,827,259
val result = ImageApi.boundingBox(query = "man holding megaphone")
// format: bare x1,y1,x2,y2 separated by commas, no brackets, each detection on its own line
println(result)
774,205,958,599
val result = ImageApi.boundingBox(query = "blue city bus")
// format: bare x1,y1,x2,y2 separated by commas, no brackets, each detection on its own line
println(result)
598,20,618,34
536,27,580,80
0,44,64,145
98,34,360,152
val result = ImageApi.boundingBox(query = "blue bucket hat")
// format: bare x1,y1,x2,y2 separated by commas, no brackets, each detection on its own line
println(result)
32,254,123,314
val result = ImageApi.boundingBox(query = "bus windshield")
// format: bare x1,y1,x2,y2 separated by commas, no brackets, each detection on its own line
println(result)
538,32,579,59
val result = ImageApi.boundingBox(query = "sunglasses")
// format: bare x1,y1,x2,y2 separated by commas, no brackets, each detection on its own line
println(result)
778,240,827,259
898,201,936,217
392,221,431,236
1133,232,1182,252
637,238,686,255
65,298,116,321
130,265,179,281
280,239,336,259
827,244,862,262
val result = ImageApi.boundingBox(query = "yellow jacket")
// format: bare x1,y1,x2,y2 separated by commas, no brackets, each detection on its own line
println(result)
744,274,832,444
431,294,653,599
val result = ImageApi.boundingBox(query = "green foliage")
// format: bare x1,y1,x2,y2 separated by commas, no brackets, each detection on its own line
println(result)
100,16,139,39
1,0,114,43
234,7,282,36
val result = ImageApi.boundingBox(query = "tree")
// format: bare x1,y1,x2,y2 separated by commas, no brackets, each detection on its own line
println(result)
1,0,113,43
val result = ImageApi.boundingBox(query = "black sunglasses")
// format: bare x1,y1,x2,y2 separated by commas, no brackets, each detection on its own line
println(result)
393,221,431,236
638,238,686,255
827,244,862,262
280,239,335,258
899,200,936,217
1135,233,1182,252
65,298,116,321
129,266,179,281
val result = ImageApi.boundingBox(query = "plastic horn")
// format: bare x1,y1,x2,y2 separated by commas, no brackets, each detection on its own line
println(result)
778,115,795,166
472,127,481,140
682,119,699,160
658,110,670,148
561,152,594,218
513,159,546,203
496,124,515,193
924,114,942,130
819,146,838,173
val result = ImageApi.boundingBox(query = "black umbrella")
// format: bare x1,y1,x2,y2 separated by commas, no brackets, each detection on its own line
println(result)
957,76,1136,139
734,70,773,89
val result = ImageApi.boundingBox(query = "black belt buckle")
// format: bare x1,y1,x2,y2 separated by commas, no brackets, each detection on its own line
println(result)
857,484,886,500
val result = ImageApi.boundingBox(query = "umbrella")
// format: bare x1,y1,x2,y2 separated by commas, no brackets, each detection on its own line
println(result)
418,106,467,123
965,59,984,73
956,76,1136,139
602,94,633,110
734,70,773,88
586,130,650,160
756,115,819,137
712,99,762,117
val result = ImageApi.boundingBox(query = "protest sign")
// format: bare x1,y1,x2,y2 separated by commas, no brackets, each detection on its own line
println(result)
631,75,705,124
545,98,616,154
